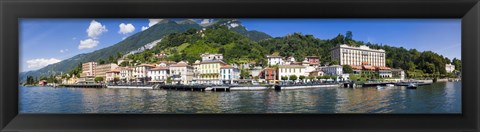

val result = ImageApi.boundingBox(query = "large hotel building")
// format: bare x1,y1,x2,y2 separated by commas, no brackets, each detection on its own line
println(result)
94,63,119,79
330,44,386,67
81,62,97,78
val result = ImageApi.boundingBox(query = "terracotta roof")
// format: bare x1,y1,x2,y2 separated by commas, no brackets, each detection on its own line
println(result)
221,65,234,69
120,67,133,70
376,66,391,70
137,64,156,67
363,65,376,70
351,65,363,70
111,69,121,72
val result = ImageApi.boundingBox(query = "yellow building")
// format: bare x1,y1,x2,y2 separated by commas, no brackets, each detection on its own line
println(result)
198,60,227,84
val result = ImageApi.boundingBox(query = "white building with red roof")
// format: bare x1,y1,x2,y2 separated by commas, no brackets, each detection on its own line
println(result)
169,61,194,84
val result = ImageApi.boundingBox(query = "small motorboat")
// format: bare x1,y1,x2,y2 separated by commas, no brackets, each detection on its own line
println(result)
377,86,384,89
386,84,395,87
406,83,417,89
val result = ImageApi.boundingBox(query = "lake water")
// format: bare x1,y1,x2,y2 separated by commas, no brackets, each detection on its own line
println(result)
19,81,461,114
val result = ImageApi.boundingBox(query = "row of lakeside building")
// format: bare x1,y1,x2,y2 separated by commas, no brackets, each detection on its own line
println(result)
62,44,455,85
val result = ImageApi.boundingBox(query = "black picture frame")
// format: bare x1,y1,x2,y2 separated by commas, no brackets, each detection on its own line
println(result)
1,0,479,132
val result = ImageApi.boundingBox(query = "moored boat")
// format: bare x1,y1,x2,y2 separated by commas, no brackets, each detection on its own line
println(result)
376,86,384,89
406,83,417,89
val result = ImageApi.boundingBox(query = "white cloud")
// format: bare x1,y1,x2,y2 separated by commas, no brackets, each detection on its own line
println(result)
59,49,69,53
26,58,61,70
141,26,149,31
118,23,135,34
148,19,164,27
78,38,99,49
141,19,164,31
86,20,108,38
200,19,213,24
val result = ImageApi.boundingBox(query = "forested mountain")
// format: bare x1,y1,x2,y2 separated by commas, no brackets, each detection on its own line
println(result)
134,24,267,65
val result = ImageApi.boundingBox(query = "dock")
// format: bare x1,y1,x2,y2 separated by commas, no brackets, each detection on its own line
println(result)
107,85,154,89
60,84,106,88
395,82,432,86
362,82,396,87
158,85,210,91
275,84,340,90
341,81,433,88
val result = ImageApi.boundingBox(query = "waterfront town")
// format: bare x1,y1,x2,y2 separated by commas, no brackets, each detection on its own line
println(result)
49,44,458,88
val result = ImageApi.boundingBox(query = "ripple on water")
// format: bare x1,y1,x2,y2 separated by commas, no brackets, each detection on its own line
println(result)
19,82,462,114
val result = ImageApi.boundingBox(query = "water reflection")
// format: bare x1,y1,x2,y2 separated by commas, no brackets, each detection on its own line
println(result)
19,82,461,114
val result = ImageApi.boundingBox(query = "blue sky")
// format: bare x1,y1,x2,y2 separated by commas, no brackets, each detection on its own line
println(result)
20,18,461,72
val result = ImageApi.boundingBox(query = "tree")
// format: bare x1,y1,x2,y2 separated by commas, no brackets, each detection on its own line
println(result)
349,74,361,81
94,77,104,83
98,59,106,65
342,65,353,73
406,62,416,71
307,76,315,81
254,76,260,81
299,75,306,82
452,58,462,72
345,31,353,41
240,68,251,79
186,28,197,35
109,55,115,63
332,75,338,80
166,77,172,84
289,75,297,82
116,52,123,60
114,77,120,83
330,60,339,66
26,76,35,85
316,76,322,80
425,62,436,74
281,76,288,81
119,61,130,67
333,34,346,44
